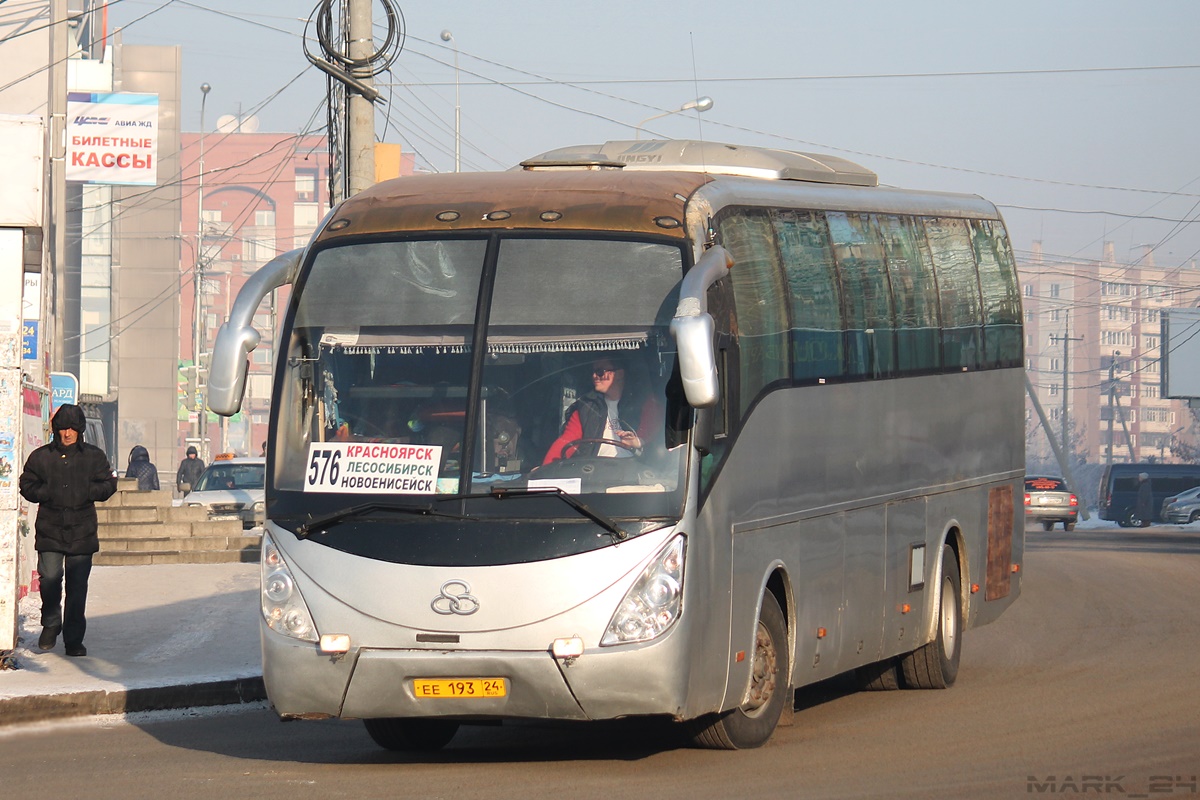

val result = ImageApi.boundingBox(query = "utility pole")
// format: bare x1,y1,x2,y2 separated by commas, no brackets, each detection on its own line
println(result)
1106,351,1119,468
1025,373,1088,520
49,0,68,372
1049,313,1084,465
194,83,211,462
347,0,375,196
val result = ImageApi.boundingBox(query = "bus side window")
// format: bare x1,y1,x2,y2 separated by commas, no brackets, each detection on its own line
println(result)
828,212,896,379
876,214,941,373
971,219,1023,369
773,209,843,383
717,208,789,419
923,217,983,372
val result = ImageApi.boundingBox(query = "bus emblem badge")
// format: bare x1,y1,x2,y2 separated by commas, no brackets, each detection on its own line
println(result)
432,580,480,615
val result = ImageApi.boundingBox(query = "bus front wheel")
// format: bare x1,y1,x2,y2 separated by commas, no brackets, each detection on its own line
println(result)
363,718,460,751
899,547,961,689
687,591,789,749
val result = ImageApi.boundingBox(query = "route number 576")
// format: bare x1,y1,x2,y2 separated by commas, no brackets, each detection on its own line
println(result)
307,448,342,487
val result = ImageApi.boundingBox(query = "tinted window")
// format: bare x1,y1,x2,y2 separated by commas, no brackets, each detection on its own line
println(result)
298,239,488,328
719,209,789,415
923,218,982,370
1026,477,1067,492
828,212,895,378
773,209,843,382
877,214,941,372
972,219,1023,368
489,239,682,326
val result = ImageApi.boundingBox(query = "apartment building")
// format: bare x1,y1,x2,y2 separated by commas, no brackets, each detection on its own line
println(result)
1022,241,1200,467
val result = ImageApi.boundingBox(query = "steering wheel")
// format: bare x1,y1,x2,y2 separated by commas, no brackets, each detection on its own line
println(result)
562,437,638,458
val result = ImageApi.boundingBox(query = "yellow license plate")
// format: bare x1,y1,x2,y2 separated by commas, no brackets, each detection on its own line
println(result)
412,678,507,699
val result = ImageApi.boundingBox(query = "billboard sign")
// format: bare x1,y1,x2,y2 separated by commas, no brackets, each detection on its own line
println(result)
66,92,159,186
1163,309,1200,400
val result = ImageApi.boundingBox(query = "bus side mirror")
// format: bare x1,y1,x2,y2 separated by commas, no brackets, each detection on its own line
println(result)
670,245,732,410
671,313,718,407
208,249,302,416
209,322,259,416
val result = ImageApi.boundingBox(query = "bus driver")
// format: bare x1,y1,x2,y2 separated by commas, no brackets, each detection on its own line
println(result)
542,355,660,463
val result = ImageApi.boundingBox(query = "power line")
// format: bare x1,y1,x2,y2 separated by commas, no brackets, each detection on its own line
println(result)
382,62,1200,88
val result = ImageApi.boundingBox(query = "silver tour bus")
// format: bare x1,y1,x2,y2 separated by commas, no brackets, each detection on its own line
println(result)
209,139,1025,750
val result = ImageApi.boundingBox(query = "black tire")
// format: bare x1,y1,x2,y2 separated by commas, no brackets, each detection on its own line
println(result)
1063,521,1076,532
362,718,460,751
1190,511,1200,524
688,592,789,749
1041,521,1055,532
899,547,961,690
855,658,902,691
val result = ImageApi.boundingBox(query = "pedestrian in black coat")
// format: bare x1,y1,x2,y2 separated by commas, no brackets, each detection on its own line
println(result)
125,444,160,491
1134,472,1154,528
18,403,117,657
176,445,205,495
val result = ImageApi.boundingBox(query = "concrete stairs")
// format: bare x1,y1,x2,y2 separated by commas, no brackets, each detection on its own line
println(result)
96,479,262,566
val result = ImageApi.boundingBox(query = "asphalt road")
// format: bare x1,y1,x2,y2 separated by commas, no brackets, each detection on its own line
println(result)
3,523,1198,800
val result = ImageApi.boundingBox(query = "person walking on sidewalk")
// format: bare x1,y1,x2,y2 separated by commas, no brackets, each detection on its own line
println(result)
125,444,160,491
176,445,205,496
18,403,118,657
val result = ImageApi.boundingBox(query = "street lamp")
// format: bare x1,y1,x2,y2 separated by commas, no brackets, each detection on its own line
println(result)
195,82,211,461
635,96,713,139
440,29,460,172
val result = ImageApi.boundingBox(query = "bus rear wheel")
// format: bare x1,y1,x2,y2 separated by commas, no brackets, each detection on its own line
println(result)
856,657,902,691
899,547,961,690
688,592,789,749
363,718,460,751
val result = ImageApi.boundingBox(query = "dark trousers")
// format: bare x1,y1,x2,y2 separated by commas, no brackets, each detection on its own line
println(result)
38,551,94,647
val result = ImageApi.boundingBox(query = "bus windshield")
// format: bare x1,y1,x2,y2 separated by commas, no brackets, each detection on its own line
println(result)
274,235,689,530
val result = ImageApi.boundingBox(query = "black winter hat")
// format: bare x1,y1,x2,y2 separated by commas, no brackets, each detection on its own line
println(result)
52,404,87,434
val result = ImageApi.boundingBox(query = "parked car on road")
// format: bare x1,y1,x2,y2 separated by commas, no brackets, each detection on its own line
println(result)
1161,485,1200,524
1025,476,1078,531
184,455,265,530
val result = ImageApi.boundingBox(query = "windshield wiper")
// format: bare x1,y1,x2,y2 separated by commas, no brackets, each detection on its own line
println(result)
293,501,467,538
476,486,628,542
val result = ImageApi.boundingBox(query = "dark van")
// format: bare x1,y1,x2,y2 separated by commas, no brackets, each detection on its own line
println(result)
1098,463,1200,526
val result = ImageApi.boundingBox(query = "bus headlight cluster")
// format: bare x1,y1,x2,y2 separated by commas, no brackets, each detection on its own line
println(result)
601,535,685,646
261,532,318,642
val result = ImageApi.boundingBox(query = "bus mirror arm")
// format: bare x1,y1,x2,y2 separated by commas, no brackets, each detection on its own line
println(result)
670,245,732,409
692,407,715,455
208,249,303,416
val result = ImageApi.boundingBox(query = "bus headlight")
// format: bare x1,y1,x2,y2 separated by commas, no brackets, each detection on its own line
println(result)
601,534,685,646
261,532,318,642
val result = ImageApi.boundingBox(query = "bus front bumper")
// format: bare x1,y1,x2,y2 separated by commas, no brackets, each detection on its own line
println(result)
262,621,695,723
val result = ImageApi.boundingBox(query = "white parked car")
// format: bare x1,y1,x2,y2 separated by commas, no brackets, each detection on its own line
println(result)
185,455,265,530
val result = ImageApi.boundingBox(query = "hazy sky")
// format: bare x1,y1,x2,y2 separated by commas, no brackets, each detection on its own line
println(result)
113,0,1200,267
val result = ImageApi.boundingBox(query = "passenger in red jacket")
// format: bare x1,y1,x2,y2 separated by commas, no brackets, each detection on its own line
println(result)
543,354,661,464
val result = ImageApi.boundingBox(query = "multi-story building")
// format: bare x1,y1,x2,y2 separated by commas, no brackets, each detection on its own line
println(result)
178,131,414,457
1022,241,1200,470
